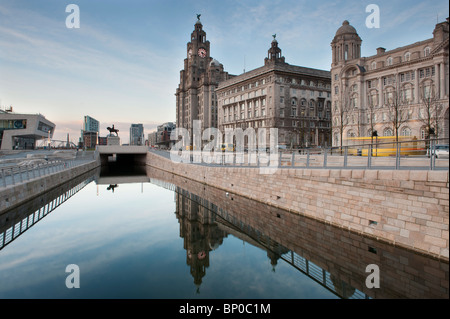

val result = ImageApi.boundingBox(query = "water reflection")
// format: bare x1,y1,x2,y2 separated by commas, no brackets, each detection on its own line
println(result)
0,165,447,299
146,167,449,299
0,170,96,251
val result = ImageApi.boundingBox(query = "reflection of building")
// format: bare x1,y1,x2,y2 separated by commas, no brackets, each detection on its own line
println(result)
0,109,55,150
175,188,227,289
130,124,144,146
217,37,332,148
331,19,449,147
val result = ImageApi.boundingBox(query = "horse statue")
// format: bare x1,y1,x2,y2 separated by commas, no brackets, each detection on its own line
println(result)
107,124,119,136
107,184,118,193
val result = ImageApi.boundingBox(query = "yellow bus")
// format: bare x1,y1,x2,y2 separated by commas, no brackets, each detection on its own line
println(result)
220,143,235,152
344,136,426,157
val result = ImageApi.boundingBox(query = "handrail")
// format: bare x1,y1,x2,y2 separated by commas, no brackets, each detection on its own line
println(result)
0,159,96,188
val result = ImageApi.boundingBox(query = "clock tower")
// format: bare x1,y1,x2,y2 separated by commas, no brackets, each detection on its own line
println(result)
176,15,232,147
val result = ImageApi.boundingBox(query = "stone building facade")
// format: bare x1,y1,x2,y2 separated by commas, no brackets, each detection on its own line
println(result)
217,37,332,148
175,16,233,144
331,19,449,147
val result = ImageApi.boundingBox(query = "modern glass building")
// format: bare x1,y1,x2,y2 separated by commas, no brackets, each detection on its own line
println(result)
130,124,144,145
0,110,55,150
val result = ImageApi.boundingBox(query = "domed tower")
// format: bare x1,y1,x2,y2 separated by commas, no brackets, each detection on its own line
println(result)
331,20,362,66
264,34,285,66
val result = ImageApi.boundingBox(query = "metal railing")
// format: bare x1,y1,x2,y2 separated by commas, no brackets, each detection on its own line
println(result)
0,176,93,250
0,159,95,188
158,138,449,170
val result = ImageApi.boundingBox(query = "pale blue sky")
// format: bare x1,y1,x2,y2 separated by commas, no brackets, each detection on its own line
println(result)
0,0,448,142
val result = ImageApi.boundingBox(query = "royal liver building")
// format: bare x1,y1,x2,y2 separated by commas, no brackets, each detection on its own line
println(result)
175,15,233,146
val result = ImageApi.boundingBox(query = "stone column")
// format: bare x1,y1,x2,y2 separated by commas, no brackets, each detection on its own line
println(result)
440,63,446,99
414,69,419,102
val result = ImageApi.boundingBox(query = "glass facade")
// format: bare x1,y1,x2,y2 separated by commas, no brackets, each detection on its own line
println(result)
0,119,27,130
38,121,53,134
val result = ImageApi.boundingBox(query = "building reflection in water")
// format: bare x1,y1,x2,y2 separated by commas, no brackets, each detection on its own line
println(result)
173,186,364,299
175,189,226,291
147,166,448,299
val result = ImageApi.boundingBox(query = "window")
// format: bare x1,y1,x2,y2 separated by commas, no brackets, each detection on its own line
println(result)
386,57,393,66
404,52,411,62
401,127,411,136
291,107,297,117
424,47,431,57
421,127,427,139
383,128,393,136
371,61,376,70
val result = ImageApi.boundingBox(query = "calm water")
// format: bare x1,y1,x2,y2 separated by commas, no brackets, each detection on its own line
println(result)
0,167,448,299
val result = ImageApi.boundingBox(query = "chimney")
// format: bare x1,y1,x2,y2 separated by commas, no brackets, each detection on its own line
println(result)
376,47,386,55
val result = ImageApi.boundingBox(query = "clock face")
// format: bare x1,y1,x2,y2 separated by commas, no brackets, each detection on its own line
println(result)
198,48,207,58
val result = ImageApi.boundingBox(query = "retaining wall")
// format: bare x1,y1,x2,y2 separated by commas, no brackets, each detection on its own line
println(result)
0,160,100,213
146,151,449,260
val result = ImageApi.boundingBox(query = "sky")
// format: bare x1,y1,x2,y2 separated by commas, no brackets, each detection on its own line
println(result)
0,0,448,143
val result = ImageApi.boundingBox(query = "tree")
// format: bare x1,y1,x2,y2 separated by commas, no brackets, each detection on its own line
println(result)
385,77,408,142
418,84,444,140
334,86,352,151
366,91,379,145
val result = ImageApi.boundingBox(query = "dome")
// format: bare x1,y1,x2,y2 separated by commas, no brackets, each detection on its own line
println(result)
210,59,220,67
335,20,357,36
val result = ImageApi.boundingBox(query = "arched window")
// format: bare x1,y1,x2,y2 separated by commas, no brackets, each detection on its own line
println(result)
401,127,411,136
404,52,411,62
384,128,393,136
291,98,297,106
371,61,377,70
424,47,431,57
386,57,393,66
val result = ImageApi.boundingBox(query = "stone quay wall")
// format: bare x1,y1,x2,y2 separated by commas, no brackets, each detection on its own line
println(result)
0,160,100,214
146,151,449,260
